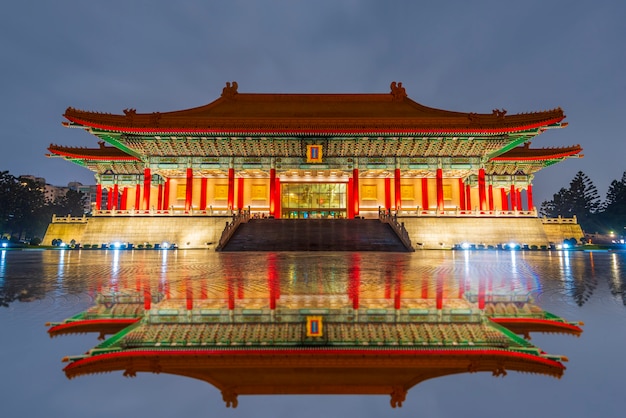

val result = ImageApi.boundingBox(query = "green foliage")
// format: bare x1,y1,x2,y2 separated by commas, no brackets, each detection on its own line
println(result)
0,170,87,241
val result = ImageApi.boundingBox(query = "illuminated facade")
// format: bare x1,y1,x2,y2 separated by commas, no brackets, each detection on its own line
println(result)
48,82,581,219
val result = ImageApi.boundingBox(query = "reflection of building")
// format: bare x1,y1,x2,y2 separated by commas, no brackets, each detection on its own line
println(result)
48,82,580,218
51,256,582,408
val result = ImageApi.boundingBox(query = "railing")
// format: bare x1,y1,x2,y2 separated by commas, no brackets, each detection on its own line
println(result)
92,207,237,217
379,209,415,252
215,209,251,251
540,215,578,224
50,214,89,223
391,207,539,217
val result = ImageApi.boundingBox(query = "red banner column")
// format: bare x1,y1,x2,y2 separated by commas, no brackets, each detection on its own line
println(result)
527,184,534,211
200,178,208,211
501,188,508,210
347,178,354,219
353,168,360,216
163,178,170,211
185,168,193,212
384,178,391,211
237,177,244,210
157,184,163,211
510,184,517,211
143,168,151,211
436,168,443,210
478,168,486,211
394,168,401,210
269,168,275,216
421,178,429,210
274,178,281,218
459,178,465,211
95,184,102,211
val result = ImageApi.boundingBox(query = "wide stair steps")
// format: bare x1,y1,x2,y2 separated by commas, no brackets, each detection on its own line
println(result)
220,219,410,252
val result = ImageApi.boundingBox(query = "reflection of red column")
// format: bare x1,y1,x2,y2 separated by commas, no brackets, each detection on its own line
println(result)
394,270,402,310
394,168,401,210
95,184,102,211
185,168,193,211
157,184,163,211
163,178,170,210
186,279,193,310
510,184,517,211
527,185,534,211
436,272,444,310
275,178,281,218
421,178,429,210
384,270,392,299
478,168,486,210
353,168,360,216
478,277,485,310
421,274,429,299
466,184,471,210
143,168,151,210
458,276,465,299
349,254,360,309
501,188,508,210
228,168,235,211
347,178,354,219
269,168,275,216
227,277,235,310
488,184,494,211
436,168,443,210
268,254,278,310
200,178,208,211
384,178,391,210
144,285,151,310
237,177,244,210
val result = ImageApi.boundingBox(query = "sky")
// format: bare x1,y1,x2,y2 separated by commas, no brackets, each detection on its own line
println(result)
0,0,624,206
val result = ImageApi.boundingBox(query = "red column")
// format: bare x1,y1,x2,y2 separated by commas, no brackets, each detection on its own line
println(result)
112,184,119,210
226,168,234,211
459,178,465,211
421,178,429,210
95,184,102,211
143,168,151,211
274,178,281,218
185,168,193,212
353,168,359,216
394,168,401,210
517,189,522,211
107,187,113,210
200,178,208,211
466,184,471,210
157,184,163,211
120,187,128,211
501,188,508,210
347,178,354,219
269,168,275,216
510,184,517,211
478,168,486,211
237,177,244,210
384,178,391,210
436,168,443,210
527,184,534,211
163,178,170,210
135,184,141,210
488,184,494,211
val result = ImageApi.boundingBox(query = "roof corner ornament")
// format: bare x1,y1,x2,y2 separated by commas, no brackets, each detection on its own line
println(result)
390,81,407,101
492,108,507,119
221,81,239,98
390,386,407,408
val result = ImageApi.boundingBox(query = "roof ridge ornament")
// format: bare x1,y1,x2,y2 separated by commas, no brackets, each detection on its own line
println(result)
221,81,239,98
390,81,407,101
492,108,507,119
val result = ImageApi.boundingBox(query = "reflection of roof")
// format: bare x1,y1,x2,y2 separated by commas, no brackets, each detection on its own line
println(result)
62,319,566,408
63,82,565,135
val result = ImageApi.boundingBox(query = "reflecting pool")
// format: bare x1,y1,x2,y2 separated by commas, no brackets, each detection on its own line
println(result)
1,249,624,417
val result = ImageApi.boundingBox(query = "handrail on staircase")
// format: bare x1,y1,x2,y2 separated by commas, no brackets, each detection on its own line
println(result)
216,209,251,251
379,207,415,252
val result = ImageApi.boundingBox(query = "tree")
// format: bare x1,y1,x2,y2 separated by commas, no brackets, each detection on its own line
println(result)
540,171,601,232
603,171,626,233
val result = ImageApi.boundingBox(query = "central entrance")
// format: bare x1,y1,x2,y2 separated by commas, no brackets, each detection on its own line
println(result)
280,183,347,219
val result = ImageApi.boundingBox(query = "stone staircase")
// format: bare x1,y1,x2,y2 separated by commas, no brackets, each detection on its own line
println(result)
219,219,410,252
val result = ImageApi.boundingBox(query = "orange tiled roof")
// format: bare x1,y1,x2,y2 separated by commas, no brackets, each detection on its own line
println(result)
63,82,565,135
47,142,139,161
